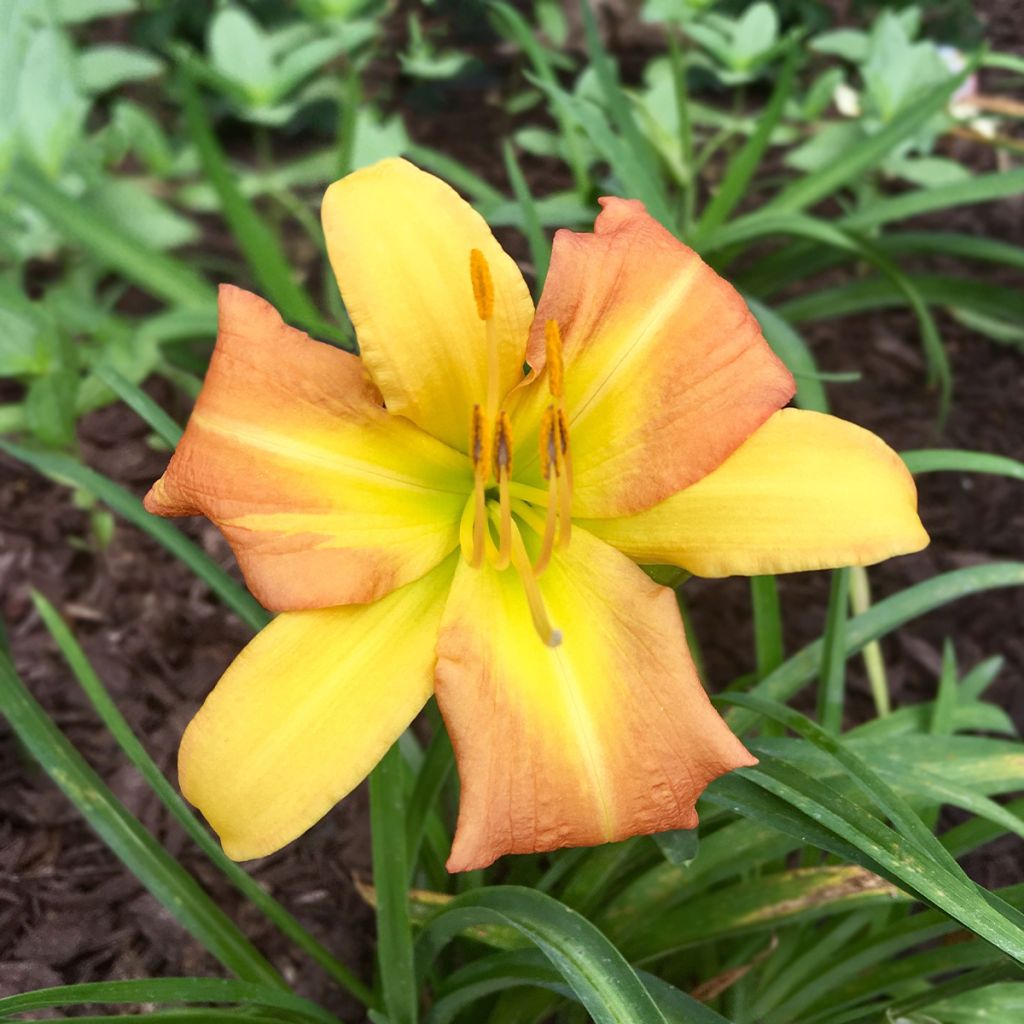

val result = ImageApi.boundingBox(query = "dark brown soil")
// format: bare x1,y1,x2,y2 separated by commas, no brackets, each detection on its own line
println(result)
2,4,1023,1018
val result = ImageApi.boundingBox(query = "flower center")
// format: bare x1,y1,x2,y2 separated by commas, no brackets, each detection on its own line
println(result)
458,249,574,647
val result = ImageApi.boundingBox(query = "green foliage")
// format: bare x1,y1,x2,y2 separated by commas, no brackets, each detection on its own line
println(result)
2,1,1024,1022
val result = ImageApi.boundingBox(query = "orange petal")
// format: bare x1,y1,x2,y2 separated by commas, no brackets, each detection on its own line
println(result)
145,286,469,612
322,158,535,451
584,409,929,576
510,198,794,517
435,526,754,872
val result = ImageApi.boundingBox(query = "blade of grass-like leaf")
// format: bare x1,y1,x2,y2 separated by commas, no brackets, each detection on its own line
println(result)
694,46,798,240
666,28,696,231
502,141,550,293
709,216,953,406
405,143,507,210
902,448,1024,480
720,693,970,881
850,964,1023,1024
31,593,373,1009
92,365,184,447
7,165,215,310
416,886,670,1024
578,0,671,223
0,978,336,1023
370,742,417,1024
737,759,1024,963
0,648,282,989
879,231,1024,269
529,72,673,227
17,1014,314,1023
817,569,850,734
727,562,1024,733
765,66,970,213
626,865,904,963
487,2,591,197
425,949,732,1024
177,73,348,348
779,274,1024,326
405,724,454,881
959,655,1005,703
842,168,1024,231
746,297,828,413
0,441,268,632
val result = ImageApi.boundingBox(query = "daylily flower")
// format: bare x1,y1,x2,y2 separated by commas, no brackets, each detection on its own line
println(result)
145,158,928,871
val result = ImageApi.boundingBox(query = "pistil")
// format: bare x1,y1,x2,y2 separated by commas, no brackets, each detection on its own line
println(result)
509,517,562,648
469,404,489,568
492,410,513,570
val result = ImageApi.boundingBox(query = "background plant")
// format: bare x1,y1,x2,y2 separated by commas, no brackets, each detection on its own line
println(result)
1,1,1023,1022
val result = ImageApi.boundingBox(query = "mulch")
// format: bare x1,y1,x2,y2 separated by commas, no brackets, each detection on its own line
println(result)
2,3,1023,1018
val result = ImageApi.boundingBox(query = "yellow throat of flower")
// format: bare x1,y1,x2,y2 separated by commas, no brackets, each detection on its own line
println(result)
459,249,573,647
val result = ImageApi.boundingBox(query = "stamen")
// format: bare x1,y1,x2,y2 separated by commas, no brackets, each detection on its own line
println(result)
469,249,494,321
469,248,499,420
556,408,573,548
509,519,562,648
492,410,513,570
469,404,488,568
544,319,564,401
534,408,560,575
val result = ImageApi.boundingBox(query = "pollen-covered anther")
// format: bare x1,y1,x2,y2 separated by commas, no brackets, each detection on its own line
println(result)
544,319,564,400
470,249,500,419
469,249,494,321
492,410,513,570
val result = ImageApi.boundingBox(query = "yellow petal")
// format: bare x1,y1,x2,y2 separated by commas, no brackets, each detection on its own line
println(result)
435,527,754,872
510,198,794,516
179,556,456,861
584,409,929,576
145,286,469,611
322,158,535,451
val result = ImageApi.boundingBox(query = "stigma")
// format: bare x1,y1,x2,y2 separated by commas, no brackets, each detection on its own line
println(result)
461,251,573,647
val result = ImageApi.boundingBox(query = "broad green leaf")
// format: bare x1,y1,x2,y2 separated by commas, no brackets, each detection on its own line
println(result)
77,44,164,93
16,26,87,175
208,5,274,98
55,0,136,22
765,64,969,213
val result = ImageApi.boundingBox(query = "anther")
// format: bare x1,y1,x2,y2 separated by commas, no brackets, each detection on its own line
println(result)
469,248,500,420
469,249,494,321
492,411,513,569
544,319,564,401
